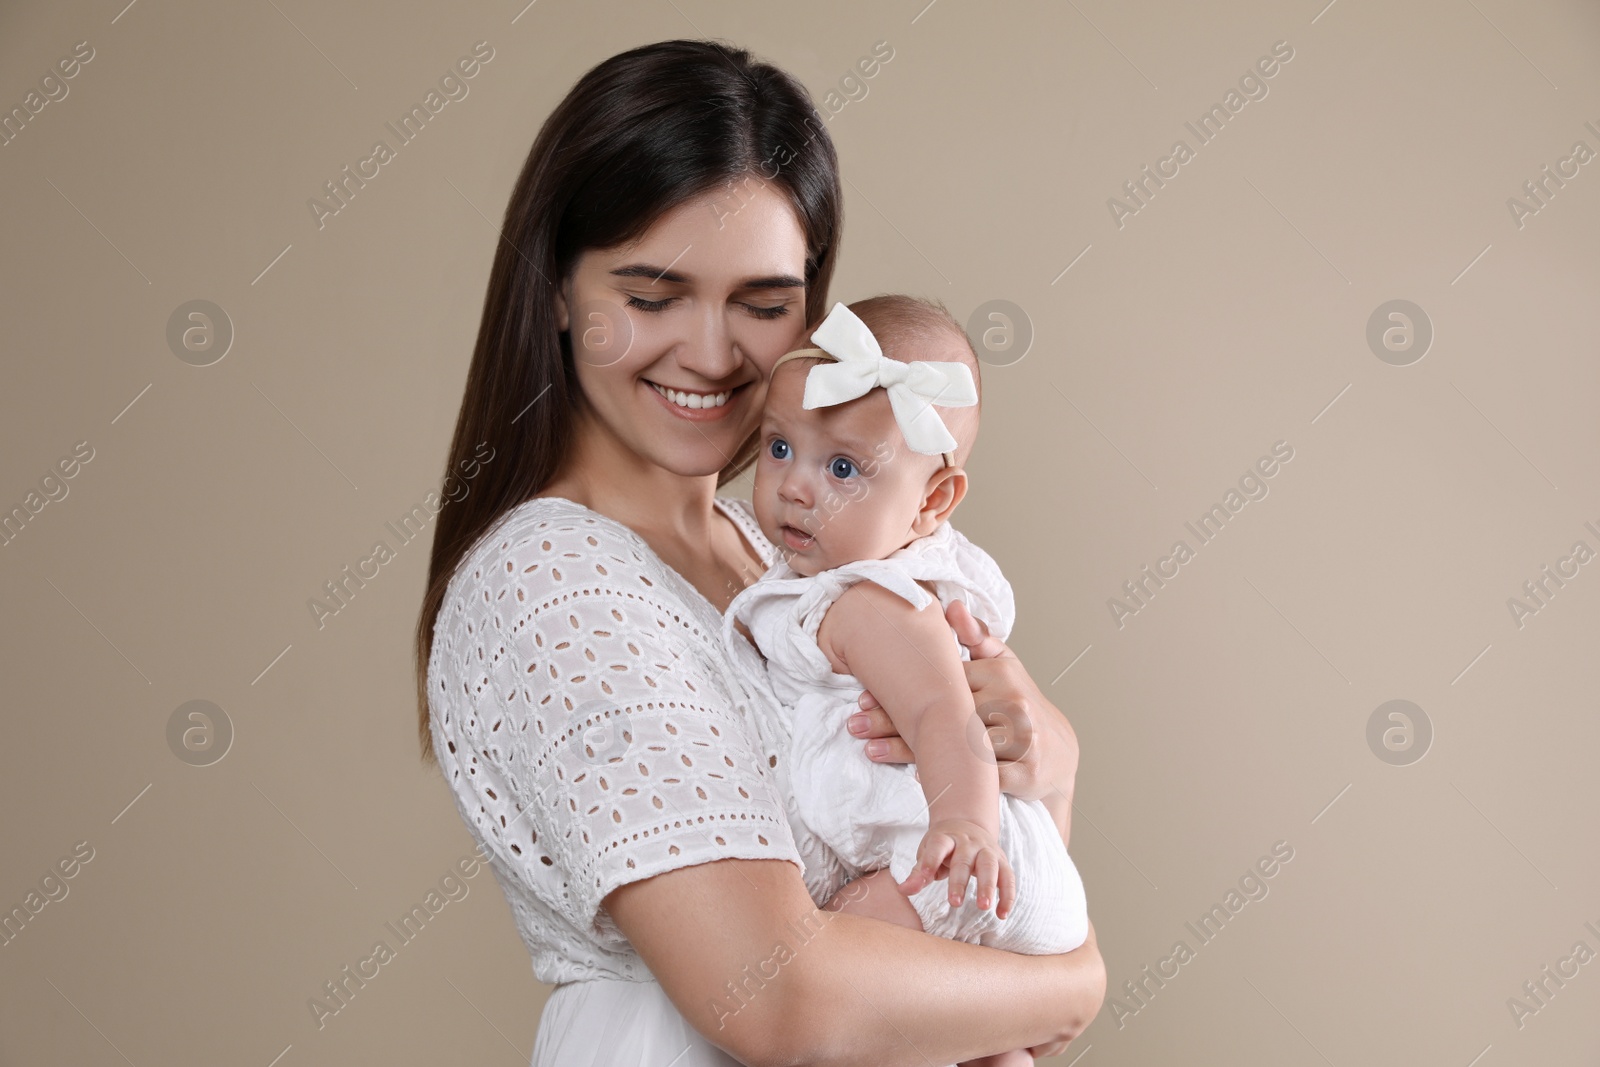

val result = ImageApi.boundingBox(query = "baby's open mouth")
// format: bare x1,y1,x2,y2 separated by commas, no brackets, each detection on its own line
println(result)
779,524,815,550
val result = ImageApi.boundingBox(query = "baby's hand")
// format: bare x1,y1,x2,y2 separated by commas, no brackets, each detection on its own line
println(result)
897,818,1016,918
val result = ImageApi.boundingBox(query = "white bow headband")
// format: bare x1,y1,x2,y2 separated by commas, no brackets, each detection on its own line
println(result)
769,302,977,468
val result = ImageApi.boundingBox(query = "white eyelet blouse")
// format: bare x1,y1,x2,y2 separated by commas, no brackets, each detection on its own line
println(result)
426,494,847,986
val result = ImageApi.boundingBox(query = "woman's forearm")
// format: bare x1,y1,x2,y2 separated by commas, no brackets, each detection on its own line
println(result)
609,858,1105,1067
775,907,1104,1066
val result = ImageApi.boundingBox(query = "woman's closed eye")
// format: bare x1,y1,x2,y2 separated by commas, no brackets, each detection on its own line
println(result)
741,302,790,320
622,294,790,319
625,294,674,313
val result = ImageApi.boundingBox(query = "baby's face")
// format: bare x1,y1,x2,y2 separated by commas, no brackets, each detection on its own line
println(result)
752,359,943,576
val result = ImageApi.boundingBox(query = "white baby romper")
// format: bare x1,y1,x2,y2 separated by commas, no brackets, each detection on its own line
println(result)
720,520,1089,953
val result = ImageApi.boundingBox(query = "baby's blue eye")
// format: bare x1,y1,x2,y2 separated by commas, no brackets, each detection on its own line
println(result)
829,457,858,479
768,439,790,460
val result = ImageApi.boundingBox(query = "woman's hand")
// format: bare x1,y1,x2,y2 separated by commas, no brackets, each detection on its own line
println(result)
846,600,1080,834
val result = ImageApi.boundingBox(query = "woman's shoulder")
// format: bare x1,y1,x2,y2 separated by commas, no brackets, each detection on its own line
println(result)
451,493,771,587
444,495,660,607
464,493,638,557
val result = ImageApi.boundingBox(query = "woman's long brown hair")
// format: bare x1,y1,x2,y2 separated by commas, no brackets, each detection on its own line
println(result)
414,40,843,763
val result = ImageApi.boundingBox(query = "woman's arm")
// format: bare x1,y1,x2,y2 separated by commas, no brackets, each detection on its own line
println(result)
849,599,1080,843
604,856,1105,1067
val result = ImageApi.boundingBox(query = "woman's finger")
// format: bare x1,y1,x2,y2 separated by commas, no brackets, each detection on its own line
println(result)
945,599,1013,660
846,704,898,739
858,688,881,711
963,659,1033,711
864,737,915,764
980,699,1035,763
995,758,1030,797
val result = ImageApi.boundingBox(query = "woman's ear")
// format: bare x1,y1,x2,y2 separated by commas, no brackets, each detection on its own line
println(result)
554,279,571,333
914,466,968,535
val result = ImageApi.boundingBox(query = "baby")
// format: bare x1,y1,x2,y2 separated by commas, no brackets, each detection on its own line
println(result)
720,296,1089,1067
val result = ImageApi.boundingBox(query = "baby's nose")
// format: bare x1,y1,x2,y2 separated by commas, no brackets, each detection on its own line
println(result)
778,467,813,507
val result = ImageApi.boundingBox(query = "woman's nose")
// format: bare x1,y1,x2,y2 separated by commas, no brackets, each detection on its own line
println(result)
672,306,741,381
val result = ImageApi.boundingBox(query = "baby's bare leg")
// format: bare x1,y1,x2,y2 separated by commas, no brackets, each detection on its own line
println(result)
824,868,923,929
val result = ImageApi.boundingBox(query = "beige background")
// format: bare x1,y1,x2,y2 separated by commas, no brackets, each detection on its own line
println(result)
3,0,1597,1063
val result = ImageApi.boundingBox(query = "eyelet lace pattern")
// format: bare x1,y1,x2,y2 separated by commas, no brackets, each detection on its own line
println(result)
427,495,820,984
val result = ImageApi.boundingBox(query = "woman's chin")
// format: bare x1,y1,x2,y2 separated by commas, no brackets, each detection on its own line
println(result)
654,441,748,479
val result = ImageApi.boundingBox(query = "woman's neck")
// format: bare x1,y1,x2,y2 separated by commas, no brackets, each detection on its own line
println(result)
540,409,723,545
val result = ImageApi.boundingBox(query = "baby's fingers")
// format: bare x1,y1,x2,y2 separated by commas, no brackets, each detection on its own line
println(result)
899,833,954,897
946,843,977,907
996,854,1017,920
966,851,1004,908
973,848,1002,911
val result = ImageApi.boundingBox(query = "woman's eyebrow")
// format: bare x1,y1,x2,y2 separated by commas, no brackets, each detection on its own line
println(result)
609,264,687,284
607,264,804,290
739,274,806,291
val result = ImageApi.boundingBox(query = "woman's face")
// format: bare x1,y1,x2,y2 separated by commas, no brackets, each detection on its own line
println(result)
557,180,811,478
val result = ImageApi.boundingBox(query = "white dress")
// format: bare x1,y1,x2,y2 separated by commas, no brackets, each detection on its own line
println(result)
720,520,1089,955
427,494,850,1066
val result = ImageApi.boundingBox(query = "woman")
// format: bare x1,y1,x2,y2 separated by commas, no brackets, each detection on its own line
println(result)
414,39,1105,1066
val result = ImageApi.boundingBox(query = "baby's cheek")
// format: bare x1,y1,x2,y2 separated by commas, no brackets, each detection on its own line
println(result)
749,476,779,534
828,514,881,566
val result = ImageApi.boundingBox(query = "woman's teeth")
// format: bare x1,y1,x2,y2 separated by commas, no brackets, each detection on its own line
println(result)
649,382,732,409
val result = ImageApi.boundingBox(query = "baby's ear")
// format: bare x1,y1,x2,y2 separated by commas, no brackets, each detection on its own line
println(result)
916,466,967,534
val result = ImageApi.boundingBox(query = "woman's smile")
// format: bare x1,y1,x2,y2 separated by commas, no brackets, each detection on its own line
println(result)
644,378,749,420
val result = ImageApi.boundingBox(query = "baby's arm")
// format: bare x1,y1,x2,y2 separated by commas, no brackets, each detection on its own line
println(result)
818,580,1015,917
